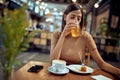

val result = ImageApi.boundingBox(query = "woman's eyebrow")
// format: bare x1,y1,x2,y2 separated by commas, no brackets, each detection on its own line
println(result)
71,14,76,16
71,13,82,17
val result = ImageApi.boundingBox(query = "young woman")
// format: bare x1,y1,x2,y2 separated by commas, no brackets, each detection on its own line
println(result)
50,3,120,77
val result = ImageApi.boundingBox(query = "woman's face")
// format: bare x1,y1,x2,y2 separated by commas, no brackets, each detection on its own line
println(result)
64,10,82,24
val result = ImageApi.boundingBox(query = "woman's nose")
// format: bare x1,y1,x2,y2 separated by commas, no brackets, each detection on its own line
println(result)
74,19,78,24
74,18,78,23
74,20,77,23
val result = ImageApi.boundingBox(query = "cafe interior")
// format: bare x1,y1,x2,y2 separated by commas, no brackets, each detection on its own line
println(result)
0,0,120,80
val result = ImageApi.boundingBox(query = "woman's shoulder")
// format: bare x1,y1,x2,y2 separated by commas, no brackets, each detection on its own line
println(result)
82,31,92,38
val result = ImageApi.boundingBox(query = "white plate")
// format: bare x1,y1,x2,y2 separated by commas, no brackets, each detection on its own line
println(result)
67,64,94,74
48,66,69,75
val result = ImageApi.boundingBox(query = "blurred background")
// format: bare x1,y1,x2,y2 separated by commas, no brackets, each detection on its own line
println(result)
0,0,120,70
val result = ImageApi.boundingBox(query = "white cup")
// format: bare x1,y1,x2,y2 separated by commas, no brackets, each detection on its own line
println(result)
52,60,66,72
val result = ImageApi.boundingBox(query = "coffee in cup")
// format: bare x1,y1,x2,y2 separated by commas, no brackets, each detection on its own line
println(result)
52,60,66,72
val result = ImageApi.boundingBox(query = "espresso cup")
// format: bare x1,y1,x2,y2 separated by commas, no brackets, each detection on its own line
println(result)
71,26,80,37
52,60,66,72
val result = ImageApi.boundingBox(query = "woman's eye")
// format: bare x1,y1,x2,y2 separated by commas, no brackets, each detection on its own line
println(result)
77,17,81,21
70,16,75,19
77,18,80,21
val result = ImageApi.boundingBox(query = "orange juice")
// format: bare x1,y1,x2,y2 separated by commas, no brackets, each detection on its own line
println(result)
71,26,80,37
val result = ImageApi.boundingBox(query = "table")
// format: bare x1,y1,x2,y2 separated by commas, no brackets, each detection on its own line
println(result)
14,61,117,80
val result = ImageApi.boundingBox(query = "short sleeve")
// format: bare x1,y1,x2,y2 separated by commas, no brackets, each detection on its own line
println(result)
84,31,97,52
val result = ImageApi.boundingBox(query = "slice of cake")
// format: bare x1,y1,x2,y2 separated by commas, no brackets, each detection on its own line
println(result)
80,66,87,72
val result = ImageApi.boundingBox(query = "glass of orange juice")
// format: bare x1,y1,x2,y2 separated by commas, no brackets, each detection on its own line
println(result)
71,26,80,37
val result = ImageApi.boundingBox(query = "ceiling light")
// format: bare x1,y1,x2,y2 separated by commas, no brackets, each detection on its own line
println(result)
53,8,57,11
94,0,102,8
36,1,40,5
72,0,77,3
94,3,99,8
59,12,63,15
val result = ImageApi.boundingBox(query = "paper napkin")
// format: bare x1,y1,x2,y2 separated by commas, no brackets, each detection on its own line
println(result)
91,75,112,80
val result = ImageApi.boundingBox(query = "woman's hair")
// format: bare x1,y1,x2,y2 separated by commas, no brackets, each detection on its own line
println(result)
61,3,84,31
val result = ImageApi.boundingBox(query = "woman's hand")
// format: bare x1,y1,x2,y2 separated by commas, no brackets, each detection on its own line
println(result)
63,23,78,36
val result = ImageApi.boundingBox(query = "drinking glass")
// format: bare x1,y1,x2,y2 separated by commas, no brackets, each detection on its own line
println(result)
71,26,80,37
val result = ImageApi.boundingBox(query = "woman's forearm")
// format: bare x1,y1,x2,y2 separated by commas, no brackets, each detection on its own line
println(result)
100,62,120,77
50,31,66,62
91,49,120,77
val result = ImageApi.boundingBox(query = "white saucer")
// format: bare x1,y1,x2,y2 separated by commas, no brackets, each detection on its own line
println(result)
48,66,69,75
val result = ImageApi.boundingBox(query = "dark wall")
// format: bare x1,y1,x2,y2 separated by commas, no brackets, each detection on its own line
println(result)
108,0,120,37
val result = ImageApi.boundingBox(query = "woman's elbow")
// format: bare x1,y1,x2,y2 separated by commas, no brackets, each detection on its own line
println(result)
97,61,106,69
98,61,112,71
